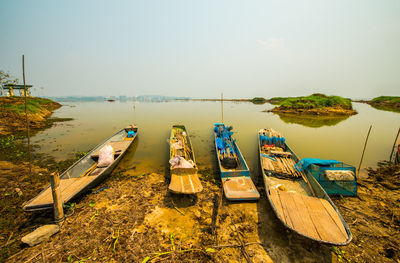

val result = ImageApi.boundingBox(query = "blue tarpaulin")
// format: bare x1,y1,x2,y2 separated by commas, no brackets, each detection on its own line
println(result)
294,158,341,171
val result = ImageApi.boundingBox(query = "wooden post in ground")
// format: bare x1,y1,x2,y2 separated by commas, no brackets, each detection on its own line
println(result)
211,194,220,235
22,55,32,181
389,127,400,162
358,125,372,174
50,172,64,223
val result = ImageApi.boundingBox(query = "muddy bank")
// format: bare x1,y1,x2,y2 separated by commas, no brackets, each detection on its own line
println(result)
0,152,86,262
10,162,334,263
0,97,62,136
333,161,400,262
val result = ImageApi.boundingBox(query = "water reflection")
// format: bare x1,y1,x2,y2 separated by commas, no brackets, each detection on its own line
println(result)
274,113,351,128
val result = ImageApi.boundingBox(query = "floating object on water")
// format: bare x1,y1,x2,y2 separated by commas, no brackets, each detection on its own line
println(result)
214,123,259,201
258,128,352,245
23,124,138,212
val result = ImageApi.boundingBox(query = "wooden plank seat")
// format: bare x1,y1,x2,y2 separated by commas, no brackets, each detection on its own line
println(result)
222,176,260,200
27,176,98,207
91,141,131,158
269,186,348,243
169,173,203,194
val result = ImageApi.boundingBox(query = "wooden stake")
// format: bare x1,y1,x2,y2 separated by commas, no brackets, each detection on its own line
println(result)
389,127,400,162
22,55,32,180
50,172,64,223
211,194,220,235
358,125,372,174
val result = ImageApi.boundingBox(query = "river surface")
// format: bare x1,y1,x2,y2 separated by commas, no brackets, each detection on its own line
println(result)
32,101,399,177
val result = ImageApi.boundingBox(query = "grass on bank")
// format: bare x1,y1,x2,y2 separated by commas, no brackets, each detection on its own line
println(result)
370,96,400,104
0,97,55,114
369,96,400,113
269,93,353,110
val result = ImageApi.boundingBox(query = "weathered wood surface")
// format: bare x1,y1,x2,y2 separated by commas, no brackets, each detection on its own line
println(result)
222,177,260,200
27,176,98,207
169,173,203,194
268,186,348,243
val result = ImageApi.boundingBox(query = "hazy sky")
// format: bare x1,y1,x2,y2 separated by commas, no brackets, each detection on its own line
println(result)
1,0,399,98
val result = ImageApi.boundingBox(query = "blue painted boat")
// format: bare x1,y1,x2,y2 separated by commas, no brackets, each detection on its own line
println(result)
213,123,259,201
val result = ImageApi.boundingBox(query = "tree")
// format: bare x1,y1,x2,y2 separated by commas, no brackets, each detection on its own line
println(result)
0,70,19,85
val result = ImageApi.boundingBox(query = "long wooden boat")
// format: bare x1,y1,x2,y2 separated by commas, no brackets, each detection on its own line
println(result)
23,125,138,211
213,123,259,201
258,128,352,245
168,125,203,194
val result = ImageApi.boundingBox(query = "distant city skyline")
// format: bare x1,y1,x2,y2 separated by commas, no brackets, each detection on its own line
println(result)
1,0,399,99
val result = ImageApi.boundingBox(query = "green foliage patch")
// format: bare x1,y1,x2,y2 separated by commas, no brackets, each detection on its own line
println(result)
0,97,54,114
270,94,353,110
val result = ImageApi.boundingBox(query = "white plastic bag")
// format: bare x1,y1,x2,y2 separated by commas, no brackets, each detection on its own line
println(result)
97,144,115,167
169,156,194,168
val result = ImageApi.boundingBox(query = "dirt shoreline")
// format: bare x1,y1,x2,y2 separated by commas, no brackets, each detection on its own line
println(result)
0,97,62,136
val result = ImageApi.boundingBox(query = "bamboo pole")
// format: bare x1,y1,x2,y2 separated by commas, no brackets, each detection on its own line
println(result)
50,172,64,223
221,93,224,124
22,55,32,180
389,127,400,162
358,125,372,174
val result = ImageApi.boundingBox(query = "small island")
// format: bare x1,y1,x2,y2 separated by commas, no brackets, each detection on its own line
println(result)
265,93,357,115
367,96,400,113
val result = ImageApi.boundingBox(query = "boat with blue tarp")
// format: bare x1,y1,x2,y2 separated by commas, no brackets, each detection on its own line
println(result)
213,123,259,201
258,128,352,245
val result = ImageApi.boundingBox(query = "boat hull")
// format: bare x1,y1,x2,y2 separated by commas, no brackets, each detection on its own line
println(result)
168,125,203,194
23,126,137,211
214,124,259,201
258,130,352,245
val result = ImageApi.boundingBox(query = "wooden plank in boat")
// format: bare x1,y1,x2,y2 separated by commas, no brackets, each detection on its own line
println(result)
319,198,348,239
27,176,96,207
275,190,294,229
169,174,203,194
279,190,320,240
301,195,348,243
222,177,259,200
91,141,131,157
268,187,285,223
290,192,321,240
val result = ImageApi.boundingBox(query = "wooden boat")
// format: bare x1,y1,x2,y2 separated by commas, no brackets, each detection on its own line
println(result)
23,125,138,211
258,128,352,245
213,123,259,201
396,141,400,164
168,125,203,194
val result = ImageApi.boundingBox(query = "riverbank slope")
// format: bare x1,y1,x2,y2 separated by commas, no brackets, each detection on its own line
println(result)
0,97,61,136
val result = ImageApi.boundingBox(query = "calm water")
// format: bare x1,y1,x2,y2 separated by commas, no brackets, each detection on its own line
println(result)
32,101,400,176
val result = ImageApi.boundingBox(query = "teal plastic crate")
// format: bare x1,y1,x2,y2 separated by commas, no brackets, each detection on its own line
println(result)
308,163,357,197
